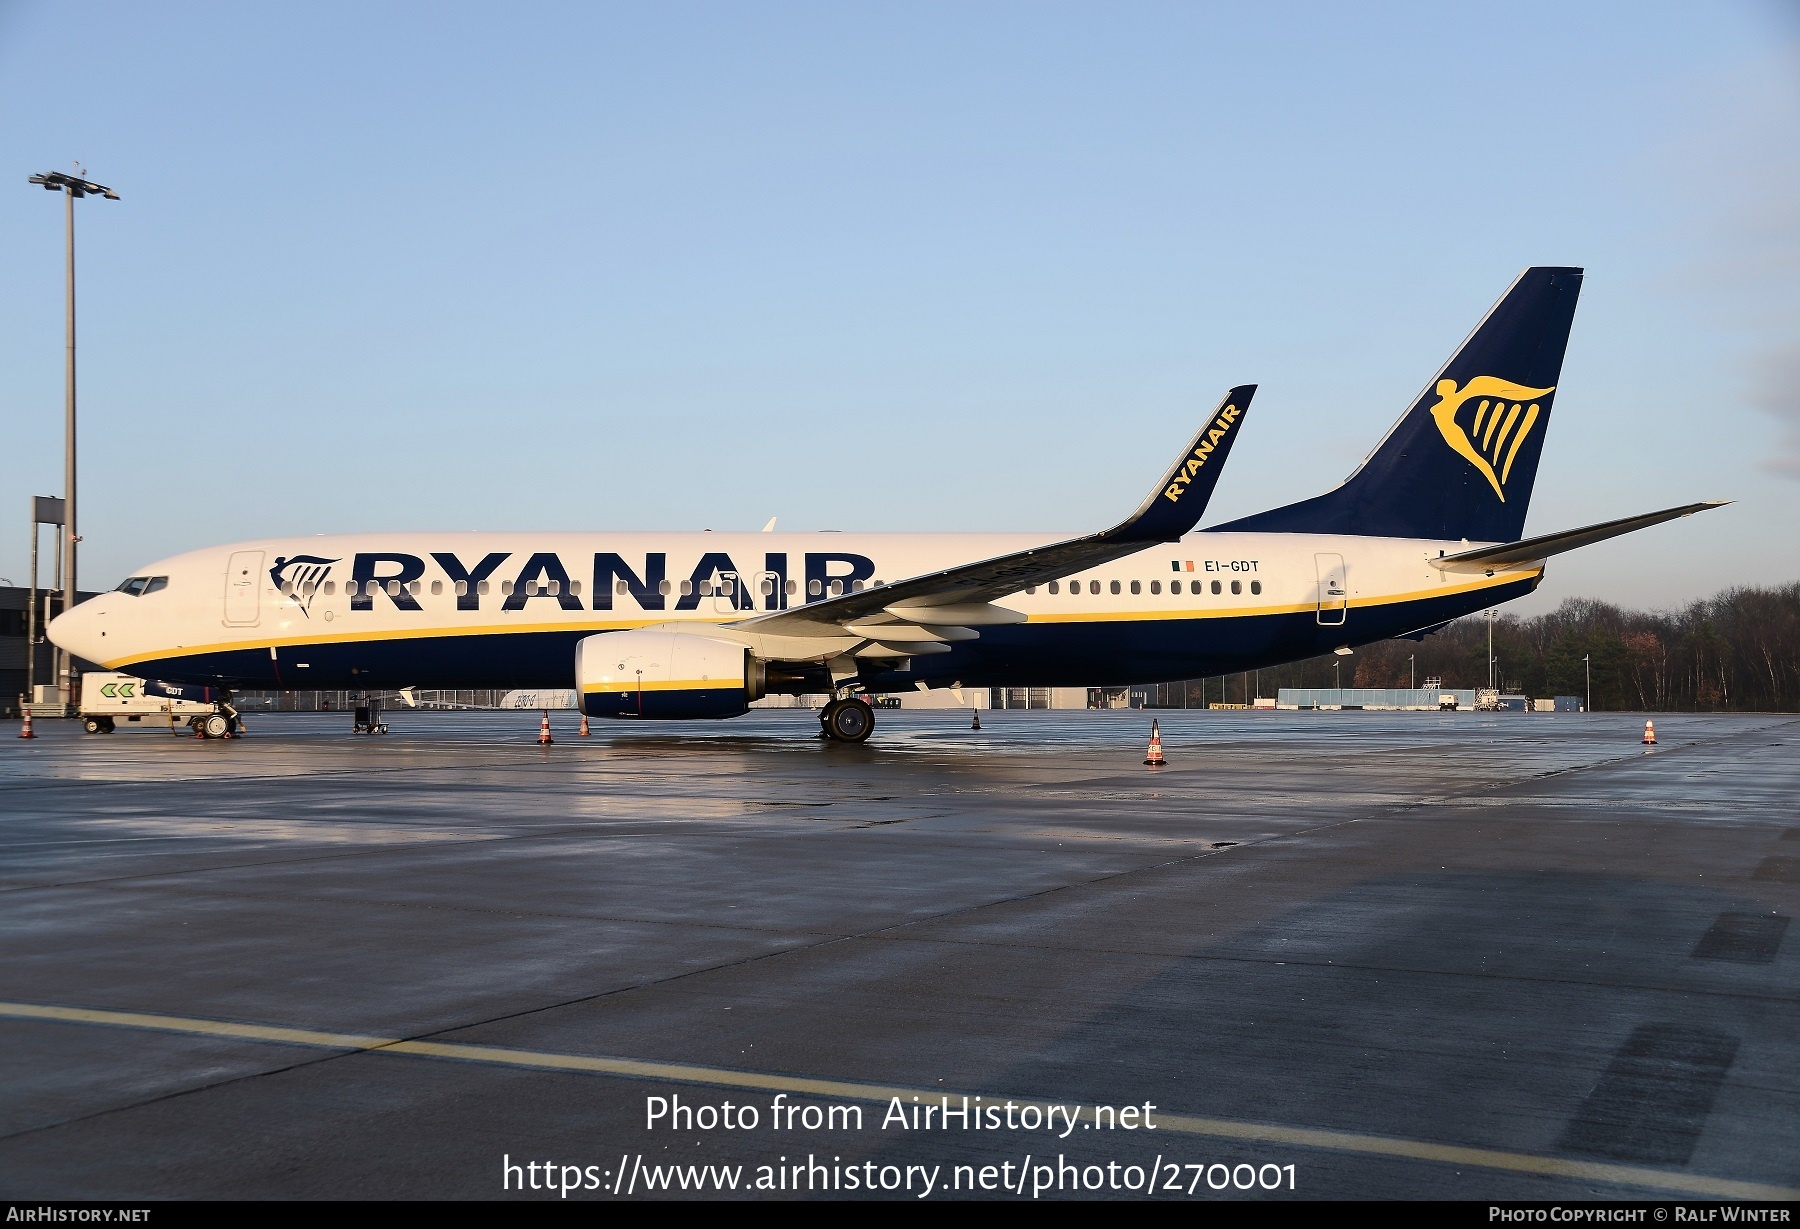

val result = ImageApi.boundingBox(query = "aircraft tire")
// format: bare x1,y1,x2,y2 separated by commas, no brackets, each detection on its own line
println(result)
201,713,231,740
822,697,874,743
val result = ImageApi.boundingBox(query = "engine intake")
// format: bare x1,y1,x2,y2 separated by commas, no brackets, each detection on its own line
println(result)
575,629,765,720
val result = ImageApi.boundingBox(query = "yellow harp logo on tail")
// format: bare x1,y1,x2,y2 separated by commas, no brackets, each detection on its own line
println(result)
1428,376,1555,501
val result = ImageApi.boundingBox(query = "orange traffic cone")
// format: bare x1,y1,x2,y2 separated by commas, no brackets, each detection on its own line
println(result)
971,710,981,730
19,710,35,739
538,711,554,746
1642,719,1656,745
1144,719,1165,767
578,711,590,737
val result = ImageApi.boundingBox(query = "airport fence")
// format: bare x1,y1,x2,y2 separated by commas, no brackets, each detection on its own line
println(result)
231,690,510,712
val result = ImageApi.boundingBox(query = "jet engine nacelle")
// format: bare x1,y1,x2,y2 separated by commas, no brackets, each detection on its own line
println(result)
575,629,766,720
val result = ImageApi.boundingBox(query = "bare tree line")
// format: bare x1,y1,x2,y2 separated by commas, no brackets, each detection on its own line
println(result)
1233,581,1800,712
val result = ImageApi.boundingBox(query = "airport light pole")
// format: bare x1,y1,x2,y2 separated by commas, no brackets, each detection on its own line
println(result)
1485,609,1497,691
1584,654,1591,713
29,169,118,703
1409,654,1415,689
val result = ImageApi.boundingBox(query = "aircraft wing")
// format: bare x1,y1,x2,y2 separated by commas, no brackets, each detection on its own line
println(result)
1431,501,1730,572
733,385,1256,639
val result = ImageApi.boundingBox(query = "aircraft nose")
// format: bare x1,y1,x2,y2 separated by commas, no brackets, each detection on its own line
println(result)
47,596,110,667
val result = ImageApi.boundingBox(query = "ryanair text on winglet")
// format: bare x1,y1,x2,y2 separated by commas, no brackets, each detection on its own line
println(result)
1162,404,1240,503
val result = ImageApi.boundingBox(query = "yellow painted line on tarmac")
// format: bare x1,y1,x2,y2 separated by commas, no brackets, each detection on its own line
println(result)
4,999,1793,1201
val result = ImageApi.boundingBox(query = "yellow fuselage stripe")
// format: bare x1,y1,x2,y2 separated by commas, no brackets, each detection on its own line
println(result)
0,1000,1787,1201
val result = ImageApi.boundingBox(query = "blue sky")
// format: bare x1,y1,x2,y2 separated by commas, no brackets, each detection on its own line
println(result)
2,1,1796,613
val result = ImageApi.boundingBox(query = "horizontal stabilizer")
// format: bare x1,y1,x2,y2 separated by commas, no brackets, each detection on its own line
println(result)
1432,501,1730,571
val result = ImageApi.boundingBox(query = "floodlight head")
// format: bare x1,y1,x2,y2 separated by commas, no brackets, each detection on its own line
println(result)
28,171,119,200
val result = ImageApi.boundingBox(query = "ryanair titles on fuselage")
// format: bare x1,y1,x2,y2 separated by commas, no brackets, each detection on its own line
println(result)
286,547,879,617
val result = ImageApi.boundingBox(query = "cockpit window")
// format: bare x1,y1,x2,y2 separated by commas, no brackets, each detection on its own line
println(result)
115,576,168,596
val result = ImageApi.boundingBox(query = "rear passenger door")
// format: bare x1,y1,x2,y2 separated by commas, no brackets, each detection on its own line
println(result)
1314,553,1347,626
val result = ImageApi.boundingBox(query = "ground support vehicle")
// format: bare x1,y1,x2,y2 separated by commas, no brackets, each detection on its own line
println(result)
78,672,239,738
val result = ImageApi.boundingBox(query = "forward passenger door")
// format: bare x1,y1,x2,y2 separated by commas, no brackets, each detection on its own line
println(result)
223,551,264,627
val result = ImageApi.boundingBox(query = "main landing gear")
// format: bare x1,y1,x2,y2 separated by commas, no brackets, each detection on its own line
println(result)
820,696,875,743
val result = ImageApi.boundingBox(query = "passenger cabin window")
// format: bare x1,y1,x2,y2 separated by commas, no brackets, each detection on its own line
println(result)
323,581,336,596
1130,580,1141,595
1170,580,1182,594
1150,580,1161,595
454,580,469,597
659,579,673,595
829,580,844,596
1089,580,1100,595
759,578,774,596
477,580,490,595
408,580,422,595
387,580,403,597
429,580,442,596
808,579,822,596
617,580,630,596
785,579,798,595
698,580,713,596
1211,580,1222,595
1231,580,1242,595
1026,586,1037,595
1047,581,1059,594
1109,580,1120,595
500,580,514,596
570,581,581,596
1250,580,1262,595
680,580,694,596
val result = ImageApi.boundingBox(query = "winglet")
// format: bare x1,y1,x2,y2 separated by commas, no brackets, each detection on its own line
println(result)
1108,385,1256,542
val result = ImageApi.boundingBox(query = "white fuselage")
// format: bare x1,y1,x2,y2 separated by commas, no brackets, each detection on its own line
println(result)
50,529,1539,694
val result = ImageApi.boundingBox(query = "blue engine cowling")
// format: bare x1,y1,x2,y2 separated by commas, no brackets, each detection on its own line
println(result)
575,629,766,719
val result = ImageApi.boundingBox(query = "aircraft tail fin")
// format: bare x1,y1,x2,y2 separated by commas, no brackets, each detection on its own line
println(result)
1211,266,1583,542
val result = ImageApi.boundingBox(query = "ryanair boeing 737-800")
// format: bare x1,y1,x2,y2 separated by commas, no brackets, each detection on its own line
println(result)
48,267,1724,742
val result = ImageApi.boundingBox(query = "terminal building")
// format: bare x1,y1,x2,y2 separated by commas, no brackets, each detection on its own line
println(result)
2,585,99,719
1277,687,1583,712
